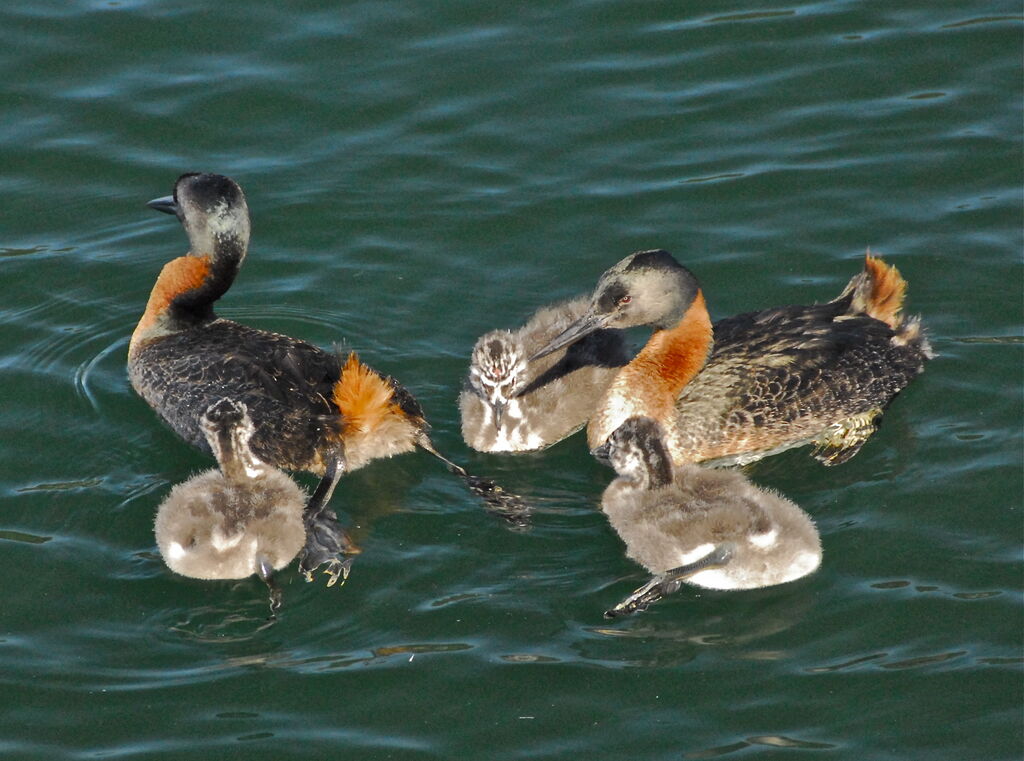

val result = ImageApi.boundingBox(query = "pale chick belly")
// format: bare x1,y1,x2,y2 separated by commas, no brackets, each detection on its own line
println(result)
686,554,821,591
675,532,821,591
484,398,547,452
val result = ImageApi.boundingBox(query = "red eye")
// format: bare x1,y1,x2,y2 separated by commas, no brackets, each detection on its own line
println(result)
618,295,631,306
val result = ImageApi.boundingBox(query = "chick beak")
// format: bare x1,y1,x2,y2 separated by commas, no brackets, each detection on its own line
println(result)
491,399,507,430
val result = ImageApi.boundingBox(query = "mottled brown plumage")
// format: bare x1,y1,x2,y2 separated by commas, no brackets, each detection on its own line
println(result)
129,174,432,477
533,250,933,467
130,174,449,580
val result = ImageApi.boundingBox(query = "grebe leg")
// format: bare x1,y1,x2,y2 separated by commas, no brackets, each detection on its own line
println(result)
298,452,361,587
604,544,734,618
415,434,466,475
811,409,882,466
416,432,533,528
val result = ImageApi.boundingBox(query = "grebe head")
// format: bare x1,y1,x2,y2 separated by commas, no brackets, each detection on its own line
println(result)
531,250,701,360
148,173,250,260
200,399,266,482
468,331,529,425
604,416,674,489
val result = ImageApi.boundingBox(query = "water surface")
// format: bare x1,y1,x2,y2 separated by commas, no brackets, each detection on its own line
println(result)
0,1,1020,759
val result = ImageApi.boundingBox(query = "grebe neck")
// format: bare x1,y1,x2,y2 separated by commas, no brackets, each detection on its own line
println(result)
632,290,713,397
588,291,713,448
129,237,245,356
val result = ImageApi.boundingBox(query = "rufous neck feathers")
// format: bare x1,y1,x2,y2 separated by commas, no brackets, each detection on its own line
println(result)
588,291,713,449
129,255,213,356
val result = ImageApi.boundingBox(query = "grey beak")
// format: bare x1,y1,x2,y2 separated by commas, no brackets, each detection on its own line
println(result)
529,311,607,361
147,195,179,216
491,399,507,430
256,553,283,616
256,554,274,583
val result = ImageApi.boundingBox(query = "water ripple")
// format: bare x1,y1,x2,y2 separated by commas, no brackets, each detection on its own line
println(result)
0,0,1019,757
686,734,837,759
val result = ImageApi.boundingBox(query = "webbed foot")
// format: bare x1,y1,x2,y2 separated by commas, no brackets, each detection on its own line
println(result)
811,409,882,466
296,451,360,585
305,555,356,587
604,576,684,618
603,544,734,618
416,435,533,528
462,473,532,528
299,505,361,587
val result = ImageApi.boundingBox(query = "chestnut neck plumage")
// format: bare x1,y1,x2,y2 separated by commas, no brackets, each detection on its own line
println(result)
128,235,245,358
587,291,714,449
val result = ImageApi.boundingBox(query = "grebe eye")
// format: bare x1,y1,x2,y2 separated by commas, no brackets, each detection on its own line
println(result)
618,295,631,306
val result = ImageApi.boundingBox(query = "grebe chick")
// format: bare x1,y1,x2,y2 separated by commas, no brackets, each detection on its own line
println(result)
459,296,630,452
601,417,822,617
130,174,527,560
533,250,933,467
155,399,316,613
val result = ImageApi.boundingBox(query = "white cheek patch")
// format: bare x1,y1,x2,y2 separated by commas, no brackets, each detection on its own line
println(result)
749,527,779,549
615,449,647,481
166,542,187,561
208,200,236,234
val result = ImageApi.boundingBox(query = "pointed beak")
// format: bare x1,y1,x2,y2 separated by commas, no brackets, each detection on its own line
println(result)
256,554,274,583
529,311,607,361
590,440,612,466
147,195,179,216
256,554,284,617
491,399,507,429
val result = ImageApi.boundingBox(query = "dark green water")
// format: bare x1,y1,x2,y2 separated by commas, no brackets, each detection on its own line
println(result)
1,1,1021,759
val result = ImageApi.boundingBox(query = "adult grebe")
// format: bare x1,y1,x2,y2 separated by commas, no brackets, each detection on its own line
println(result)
130,174,524,579
601,416,822,617
532,249,932,467
460,296,630,452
